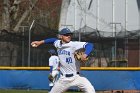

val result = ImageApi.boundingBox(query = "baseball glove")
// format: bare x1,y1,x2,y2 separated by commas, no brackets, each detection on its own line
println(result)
48,73,53,82
74,48,88,62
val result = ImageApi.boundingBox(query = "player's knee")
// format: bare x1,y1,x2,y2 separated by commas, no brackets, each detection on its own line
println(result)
85,88,95,93
84,84,95,93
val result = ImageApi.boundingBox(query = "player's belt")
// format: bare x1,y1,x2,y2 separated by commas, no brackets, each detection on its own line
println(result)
61,72,79,77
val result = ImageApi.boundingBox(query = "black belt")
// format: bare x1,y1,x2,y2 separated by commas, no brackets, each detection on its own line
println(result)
61,72,80,77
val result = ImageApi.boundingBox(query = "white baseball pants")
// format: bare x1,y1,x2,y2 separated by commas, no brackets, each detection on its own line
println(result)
50,74,95,93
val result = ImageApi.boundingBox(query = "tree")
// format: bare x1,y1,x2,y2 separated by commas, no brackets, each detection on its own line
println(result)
0,0,62,67
1,0,62,32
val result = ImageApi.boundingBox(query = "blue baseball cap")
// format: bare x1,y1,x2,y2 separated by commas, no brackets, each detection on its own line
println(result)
48,49,56,55
59,28,73,35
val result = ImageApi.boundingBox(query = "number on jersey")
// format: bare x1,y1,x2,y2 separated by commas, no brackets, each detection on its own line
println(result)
66,57,72,64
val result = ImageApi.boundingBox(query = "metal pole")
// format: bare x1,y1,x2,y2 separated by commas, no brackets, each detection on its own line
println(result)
139,37,140,66
22,27,25,66
110,23,121,67
20,26,28,66
125,0,128,67
114,24,117,66
97,0,99,30
28,20,35,67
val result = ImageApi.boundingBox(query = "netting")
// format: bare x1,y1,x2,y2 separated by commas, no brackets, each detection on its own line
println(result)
0,22,140,67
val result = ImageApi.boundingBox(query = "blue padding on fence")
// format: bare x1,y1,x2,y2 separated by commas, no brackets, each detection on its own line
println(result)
0,70,49,89
83,71,140,90
0,70,140,90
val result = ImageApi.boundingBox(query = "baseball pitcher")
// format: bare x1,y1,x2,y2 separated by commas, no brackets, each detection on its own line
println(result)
31,28,96,93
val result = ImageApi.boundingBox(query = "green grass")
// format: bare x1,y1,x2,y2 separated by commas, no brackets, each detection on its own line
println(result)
0,89,82,93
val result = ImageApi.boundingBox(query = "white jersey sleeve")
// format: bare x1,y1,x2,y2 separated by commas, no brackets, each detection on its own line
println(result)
72,41,87,50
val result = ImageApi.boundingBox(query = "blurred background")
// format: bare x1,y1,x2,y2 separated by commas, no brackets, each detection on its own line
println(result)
0,0,140,93
0,0,140,67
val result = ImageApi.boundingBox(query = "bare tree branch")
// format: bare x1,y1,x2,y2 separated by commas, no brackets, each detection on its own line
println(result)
10,0,21,20
2,0,10,30
13,0,38,32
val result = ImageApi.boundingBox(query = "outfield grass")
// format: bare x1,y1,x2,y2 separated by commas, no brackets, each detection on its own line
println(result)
0,89,82,93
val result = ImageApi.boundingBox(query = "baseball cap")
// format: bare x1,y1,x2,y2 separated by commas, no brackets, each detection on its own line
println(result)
48,49,56,55
59,28,73,35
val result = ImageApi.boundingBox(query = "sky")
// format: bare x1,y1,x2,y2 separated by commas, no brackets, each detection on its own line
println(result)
59,0,140,37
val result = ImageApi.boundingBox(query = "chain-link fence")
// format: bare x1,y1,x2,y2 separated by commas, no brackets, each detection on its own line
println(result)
0,23,140,67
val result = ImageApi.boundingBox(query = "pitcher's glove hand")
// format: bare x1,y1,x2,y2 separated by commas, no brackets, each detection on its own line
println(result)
74,48,88,62
48,73,53,82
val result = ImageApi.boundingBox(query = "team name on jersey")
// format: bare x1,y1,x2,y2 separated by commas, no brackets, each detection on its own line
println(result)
57,49,70,56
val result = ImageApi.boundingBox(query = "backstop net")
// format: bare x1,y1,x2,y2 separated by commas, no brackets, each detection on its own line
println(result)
0,22,140,67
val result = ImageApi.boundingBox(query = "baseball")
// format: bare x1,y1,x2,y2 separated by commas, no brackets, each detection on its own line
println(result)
32,44,37,47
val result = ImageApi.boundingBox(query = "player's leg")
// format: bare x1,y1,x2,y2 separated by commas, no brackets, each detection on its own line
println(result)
49,82,53,91
51,70,59,78
51,70,59,84
72,75,96,93
49,76,70,93
49,71,59,92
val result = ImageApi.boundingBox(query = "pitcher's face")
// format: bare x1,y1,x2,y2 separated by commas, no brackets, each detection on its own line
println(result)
61,34,72,43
